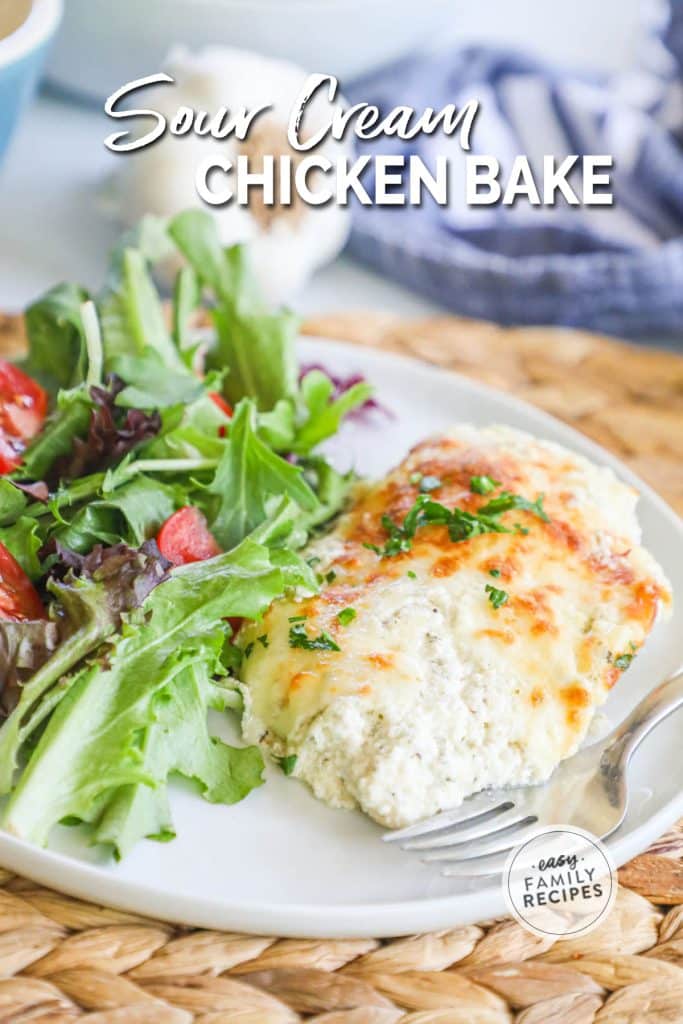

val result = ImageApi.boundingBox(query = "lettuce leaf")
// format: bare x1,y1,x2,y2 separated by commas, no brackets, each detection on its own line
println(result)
210,307,300,411
0,542,171,793
0,619,59,718
2,210,372,859
111,350,204,409
98,248,186,374
142,394,229,461
0,481,28,526
1,536,308,851
293,370,373,455
172,264,201,354
168,209,263,314
50,476,180,554
209,399,319,550
169,209,299,410
23,283,91,395
0,516,43,578
19,390,93,482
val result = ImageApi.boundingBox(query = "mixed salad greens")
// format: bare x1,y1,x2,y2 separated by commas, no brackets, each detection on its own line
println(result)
0,210,372,858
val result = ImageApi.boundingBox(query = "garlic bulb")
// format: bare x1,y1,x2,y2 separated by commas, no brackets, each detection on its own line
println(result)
113,46,351,304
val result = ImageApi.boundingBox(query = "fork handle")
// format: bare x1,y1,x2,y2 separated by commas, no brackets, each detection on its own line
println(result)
606,667,683,767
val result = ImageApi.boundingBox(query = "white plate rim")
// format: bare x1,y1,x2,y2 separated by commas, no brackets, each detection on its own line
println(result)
1,335,681,938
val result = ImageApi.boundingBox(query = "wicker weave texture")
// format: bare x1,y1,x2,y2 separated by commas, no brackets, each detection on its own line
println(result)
302,313,683,516
0,842,682,1023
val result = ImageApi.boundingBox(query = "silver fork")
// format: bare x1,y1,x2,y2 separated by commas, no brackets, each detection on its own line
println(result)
384,668,683,877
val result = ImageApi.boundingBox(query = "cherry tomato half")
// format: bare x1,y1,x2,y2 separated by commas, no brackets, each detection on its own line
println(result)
0,542,46,621
156,508,243,636
0,361,48,475
156,506,222,567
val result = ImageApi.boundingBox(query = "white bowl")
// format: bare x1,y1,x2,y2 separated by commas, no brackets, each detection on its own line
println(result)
48,0,451,101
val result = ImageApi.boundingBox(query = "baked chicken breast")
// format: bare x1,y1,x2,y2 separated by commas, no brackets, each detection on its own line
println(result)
239,425,671,828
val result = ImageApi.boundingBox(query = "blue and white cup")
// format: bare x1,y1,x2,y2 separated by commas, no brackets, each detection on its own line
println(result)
0,0,62,164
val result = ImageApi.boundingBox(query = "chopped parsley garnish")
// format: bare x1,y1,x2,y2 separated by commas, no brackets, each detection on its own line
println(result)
489,568,501,577
337,607,357,626
407,570,417,579
277,754,298,776
365,487,549,559
485,584,509,609
470,475,500,495
325,570,337,584
478,491,549,522
257,634,269,649
288,622,340,652
288,614,307,623
243,641,255,659
613,645,637,671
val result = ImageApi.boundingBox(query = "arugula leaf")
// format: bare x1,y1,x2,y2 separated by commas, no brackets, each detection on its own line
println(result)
292,370,373,454
51,476,180,554
209,399,319,550
169,209,297,410
48,504,120,555
96,477,181,546
98,248,186,374
23,283,91,395
211,307,300,411
169,209,264,314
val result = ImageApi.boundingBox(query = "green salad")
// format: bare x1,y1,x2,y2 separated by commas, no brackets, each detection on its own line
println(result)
0,210,372,858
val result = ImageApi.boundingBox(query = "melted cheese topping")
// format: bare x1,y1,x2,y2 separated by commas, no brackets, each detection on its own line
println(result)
239,425,671,827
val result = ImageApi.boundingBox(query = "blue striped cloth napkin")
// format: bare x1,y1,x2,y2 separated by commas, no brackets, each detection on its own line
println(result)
346,3,683,341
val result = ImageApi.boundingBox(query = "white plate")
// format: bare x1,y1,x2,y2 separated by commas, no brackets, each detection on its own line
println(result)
2,337,681,938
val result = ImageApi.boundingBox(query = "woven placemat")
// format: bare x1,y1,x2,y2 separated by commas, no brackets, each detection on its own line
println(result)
0,310,682,1022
